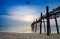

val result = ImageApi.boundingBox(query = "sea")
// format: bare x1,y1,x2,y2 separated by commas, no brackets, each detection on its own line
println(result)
0,25,60,33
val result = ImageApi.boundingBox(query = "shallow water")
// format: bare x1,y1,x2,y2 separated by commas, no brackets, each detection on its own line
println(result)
0,25,60,33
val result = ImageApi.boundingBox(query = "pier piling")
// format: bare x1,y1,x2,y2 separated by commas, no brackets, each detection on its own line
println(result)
40,13,42,34
55,15,59,34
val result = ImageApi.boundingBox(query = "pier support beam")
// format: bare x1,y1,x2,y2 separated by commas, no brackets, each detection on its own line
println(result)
40,13,42,34
46,6,50,35
35,19,37,32
31,23,34,31
55,15,59,34
43,19,46,33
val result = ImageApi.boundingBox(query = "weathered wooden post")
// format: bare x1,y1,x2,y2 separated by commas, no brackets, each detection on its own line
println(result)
40,13,42,34
46,6,50,35
54,15,59,34
31,21,35,31
34,19,35,32
43,19,46,33
31,23,34,31
35,19,37,32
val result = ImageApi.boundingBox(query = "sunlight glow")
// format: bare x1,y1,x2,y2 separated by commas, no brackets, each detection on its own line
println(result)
6,15,36,22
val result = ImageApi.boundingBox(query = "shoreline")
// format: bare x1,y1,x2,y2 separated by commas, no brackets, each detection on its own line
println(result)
0,32,60,39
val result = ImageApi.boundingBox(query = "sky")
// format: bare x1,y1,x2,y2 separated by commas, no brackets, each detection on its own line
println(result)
0,0,60,33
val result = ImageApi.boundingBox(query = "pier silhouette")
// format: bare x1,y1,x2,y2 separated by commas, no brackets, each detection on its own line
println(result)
31,6,60,35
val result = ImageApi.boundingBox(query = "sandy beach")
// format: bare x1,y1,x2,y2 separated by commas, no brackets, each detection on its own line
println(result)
0,32,60,39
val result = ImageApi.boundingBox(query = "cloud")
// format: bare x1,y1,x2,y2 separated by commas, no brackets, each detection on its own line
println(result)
0,5,60,26
0,15,30,26
5,6,38,22
0,5,41,29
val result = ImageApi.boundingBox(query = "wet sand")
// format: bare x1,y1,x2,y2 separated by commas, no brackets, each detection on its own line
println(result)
0,32,60,39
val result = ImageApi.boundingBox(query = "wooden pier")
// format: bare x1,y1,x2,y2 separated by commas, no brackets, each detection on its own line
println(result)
31,6,60,35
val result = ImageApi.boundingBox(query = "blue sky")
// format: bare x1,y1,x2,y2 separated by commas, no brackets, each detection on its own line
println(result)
0,0,60,32
0,0,60,15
